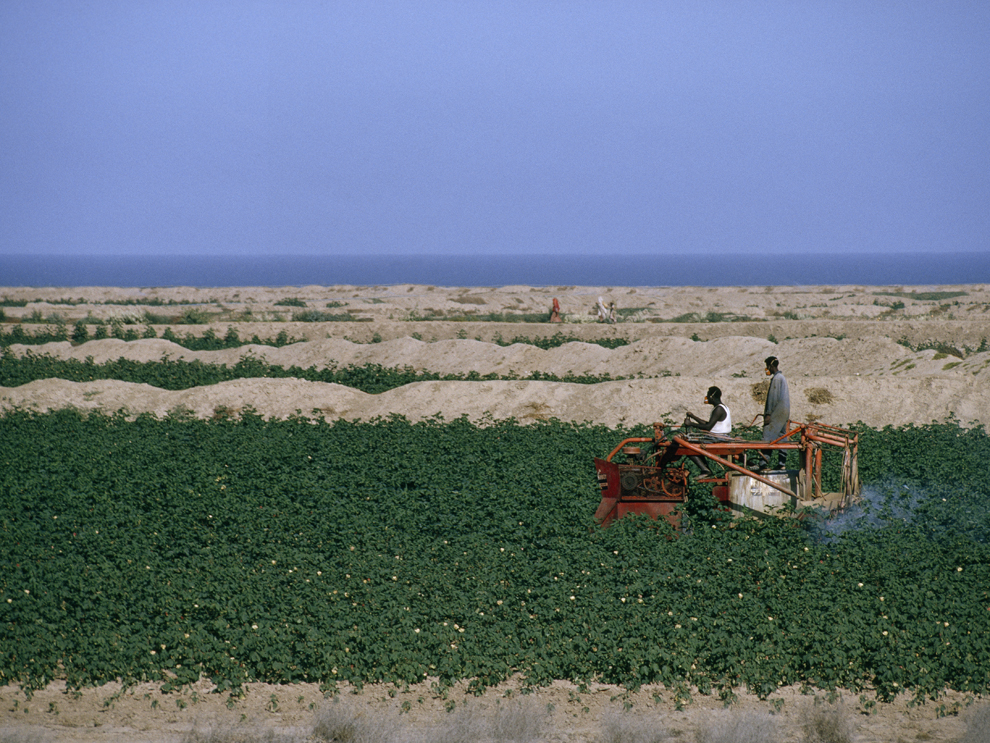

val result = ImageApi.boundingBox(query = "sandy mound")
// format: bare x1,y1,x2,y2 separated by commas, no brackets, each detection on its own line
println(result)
4,375,988,429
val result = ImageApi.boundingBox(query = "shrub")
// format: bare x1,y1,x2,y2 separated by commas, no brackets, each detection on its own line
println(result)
959,703,990,743
694,711,780,743
178,308,211,324
71,321,89,345
434,698,549,743
311,698,403,743
142,311,172,324
291,310,355,322
798,698,855,743
0,729,50,743
182,722,301,743
596,710,669,743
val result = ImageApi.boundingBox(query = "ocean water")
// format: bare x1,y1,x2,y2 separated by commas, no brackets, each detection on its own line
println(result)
1,251,987,288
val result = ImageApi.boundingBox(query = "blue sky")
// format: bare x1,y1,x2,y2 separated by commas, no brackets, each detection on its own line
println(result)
2,1,988,258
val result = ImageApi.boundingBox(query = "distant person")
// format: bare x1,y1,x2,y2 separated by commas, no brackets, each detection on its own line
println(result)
596,296,609,323
550,297,562,322
760,356,790,469
608,301,617,324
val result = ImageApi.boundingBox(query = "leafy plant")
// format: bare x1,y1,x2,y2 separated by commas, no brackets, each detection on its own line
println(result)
0,353,628,393
0,412,987,704
291,311,356,322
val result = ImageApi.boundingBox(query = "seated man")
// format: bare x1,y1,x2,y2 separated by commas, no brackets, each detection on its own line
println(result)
657,386,731,477
684,385,731,435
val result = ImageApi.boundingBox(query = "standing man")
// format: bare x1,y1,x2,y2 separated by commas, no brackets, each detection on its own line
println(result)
760,356,790,469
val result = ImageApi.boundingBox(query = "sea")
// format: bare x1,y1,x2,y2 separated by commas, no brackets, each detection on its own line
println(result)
1,251,987,288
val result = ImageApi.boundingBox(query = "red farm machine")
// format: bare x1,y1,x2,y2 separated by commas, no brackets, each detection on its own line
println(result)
594,421,860,528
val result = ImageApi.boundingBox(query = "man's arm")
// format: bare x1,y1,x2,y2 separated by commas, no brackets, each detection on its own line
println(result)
686,406,727,432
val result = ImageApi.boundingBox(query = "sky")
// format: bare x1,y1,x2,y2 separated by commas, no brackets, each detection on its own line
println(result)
1,1,988,259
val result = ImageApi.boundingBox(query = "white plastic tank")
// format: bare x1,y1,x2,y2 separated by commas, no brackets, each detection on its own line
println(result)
728,470,798,517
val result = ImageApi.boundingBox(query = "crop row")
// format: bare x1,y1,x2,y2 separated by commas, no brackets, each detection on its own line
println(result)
0,353,621,394
0,323,628,351
1,411,988,702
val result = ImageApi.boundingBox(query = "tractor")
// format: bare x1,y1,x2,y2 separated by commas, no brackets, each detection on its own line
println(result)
594,420,860,528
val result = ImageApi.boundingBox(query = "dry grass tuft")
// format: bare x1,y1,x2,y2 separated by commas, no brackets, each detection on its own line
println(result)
181,722,301,743
0,728,50,743
311,697,407,743
595,709,670,743
750,381,770,403
694,710,780,743
451,295,487,305
959,703,990,743
798,698,855,743
431,697,549,743
805,388,834,405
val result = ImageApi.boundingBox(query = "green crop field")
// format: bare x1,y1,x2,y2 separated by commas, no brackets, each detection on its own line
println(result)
1,411,988,706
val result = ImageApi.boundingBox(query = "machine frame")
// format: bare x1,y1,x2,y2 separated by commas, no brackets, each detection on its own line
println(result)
594,421,860,527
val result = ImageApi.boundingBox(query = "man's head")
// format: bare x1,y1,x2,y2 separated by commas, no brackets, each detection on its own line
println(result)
764,356,779,375
705,386,722,405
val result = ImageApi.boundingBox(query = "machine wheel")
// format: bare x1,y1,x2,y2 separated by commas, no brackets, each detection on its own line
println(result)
661,466,689,499
620,472,641,492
